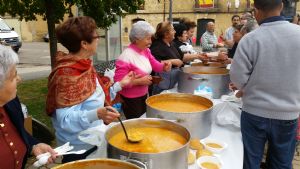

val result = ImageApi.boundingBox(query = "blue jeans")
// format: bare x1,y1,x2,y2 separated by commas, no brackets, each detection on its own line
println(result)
241,111,298,169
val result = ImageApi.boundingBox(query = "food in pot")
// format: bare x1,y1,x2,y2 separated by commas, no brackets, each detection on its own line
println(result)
108,127,187,153
201,162,219,169
206,142,222,149
149,99,210,113
196,149,213,159
127,129,144,142
190,138,204,150
52,159,140,169
188,151,196,165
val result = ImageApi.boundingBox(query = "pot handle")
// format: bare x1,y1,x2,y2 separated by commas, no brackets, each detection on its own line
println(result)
157,115,185,123
125,159,148,169
189,76,208,81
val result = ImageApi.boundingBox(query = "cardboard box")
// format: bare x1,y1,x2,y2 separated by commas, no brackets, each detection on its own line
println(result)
24,116,32,135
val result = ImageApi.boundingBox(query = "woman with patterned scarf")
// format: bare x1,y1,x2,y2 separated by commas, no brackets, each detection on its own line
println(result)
46,16,134,163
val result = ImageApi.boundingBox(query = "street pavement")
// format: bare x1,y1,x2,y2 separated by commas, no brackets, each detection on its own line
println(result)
16,42,68,80
17,42,51,80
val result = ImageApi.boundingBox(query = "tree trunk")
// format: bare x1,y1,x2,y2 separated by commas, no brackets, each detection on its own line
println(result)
45,0,57,69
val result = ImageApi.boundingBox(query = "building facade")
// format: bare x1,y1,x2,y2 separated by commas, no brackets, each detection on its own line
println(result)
121,0,299,46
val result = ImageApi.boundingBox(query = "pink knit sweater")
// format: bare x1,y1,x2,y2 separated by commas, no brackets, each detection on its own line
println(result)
114,44,164,98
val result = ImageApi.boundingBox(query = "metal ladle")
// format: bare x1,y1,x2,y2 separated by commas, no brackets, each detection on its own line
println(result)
117,117,143,143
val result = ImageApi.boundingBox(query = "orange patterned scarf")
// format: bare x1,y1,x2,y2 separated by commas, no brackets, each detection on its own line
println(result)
46,52,111,116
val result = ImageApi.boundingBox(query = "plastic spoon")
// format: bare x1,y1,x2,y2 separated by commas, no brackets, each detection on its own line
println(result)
33,149,87,167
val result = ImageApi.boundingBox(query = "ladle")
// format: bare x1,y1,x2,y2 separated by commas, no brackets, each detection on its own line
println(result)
117,117,143,143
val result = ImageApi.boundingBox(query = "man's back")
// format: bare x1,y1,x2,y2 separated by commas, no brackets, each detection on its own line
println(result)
230,20,300,120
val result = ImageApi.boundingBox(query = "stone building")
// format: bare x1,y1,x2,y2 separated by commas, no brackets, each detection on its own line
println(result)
121,0,300,46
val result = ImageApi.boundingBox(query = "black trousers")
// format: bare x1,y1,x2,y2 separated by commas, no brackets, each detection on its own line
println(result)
121,94,147,119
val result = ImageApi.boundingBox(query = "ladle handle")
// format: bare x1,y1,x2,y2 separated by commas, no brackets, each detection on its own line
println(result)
117,117,130,141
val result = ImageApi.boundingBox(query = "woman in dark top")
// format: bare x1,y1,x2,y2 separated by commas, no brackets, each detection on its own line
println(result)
150,21,183,94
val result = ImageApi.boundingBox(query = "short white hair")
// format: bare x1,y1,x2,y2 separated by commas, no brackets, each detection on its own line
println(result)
129,21,155,43
0,45,19,88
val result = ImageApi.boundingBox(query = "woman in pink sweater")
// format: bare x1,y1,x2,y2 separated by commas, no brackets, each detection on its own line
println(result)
114,21,171,119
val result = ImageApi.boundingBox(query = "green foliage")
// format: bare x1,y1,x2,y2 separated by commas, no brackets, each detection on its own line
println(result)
0,0,144,28
0,0,144,67
17,78,52,129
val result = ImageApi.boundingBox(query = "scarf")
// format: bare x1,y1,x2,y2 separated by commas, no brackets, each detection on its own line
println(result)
46,51,111,116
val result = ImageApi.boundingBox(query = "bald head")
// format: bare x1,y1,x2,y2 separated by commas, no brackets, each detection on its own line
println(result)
206,22,215,33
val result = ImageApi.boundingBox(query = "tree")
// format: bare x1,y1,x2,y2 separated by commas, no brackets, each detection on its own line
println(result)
0,0,144,68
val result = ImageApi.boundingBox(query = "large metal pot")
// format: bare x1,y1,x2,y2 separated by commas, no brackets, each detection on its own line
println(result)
191,62,227,68
146,93,213,139
178,66,230,98
52,158,142,169
106,118,190,169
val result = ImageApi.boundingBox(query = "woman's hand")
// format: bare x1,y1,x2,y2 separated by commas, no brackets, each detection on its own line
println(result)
170,59,183,67
161,61,171,72
119,71,136,88
97,106,120,124
137,75,152,86
32,143,57,164
198,53,209,61
217,52,228,61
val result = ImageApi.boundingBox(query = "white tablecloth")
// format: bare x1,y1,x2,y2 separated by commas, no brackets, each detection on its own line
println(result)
188,101,243,169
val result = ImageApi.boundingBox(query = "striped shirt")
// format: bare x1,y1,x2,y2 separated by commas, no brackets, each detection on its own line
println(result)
201,31,218,52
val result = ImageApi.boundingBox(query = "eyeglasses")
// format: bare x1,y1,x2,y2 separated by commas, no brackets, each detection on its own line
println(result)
92,35,101,39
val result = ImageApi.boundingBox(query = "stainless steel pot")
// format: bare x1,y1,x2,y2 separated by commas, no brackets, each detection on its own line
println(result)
52,158,142,169
178,66,230,99
191,62,227,68
106,118,190,169
146,93,213,139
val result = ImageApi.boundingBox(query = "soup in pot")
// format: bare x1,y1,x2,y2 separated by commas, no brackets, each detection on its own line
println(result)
149,99,209,112
108,127,187,153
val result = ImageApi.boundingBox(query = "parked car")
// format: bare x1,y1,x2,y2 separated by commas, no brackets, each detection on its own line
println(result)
0,18,22,52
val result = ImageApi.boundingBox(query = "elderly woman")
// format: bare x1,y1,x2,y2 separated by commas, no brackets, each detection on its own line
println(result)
150,21,185,94
114,21,171,119
46,16,134,163
0,45,56,169
173,23,208,62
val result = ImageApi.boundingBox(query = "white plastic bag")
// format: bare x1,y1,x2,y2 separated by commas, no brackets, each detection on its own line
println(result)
78,124,108,158
104,68,115,83
214,102,241,129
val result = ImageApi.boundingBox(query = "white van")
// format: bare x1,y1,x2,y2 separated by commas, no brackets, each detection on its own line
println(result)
0,18,22,52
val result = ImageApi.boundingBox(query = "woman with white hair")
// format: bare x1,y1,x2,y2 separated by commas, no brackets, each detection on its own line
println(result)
114,21,171,119
0,45,56,168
